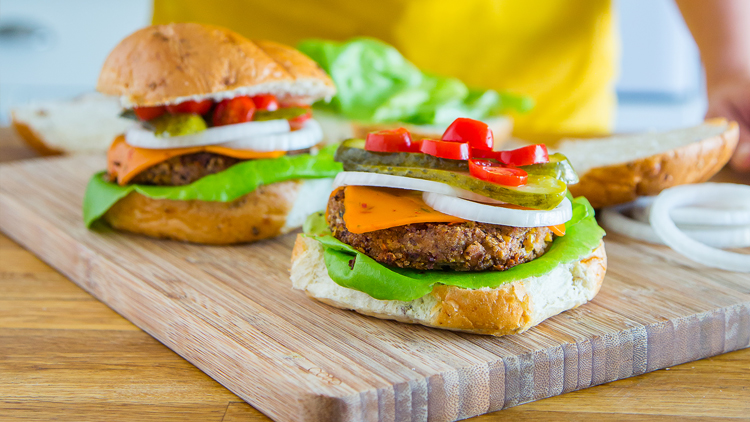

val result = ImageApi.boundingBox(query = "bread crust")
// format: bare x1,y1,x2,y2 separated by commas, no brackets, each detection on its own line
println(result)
290,235,607,336
11,118,63,156
569,119,739,208
97,23,335,106
104,180,303,244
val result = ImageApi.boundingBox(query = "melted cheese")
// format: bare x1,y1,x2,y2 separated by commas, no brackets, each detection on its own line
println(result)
342,186,465,233
107,135,285,185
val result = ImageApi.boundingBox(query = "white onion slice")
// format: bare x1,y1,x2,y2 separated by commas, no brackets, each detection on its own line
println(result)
220,119,323,152
125,119,290,149
629,196,750,226
424,192,572,227
600,206,664,244
650,184,750,272
332,171,514,205
601,205,750,248
670,205,750,225
333,171,461,196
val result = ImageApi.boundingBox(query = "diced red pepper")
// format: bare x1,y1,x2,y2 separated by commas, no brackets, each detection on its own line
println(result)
365,128,420,153
469,148,500,160
441,117,494,151
165,99,213,115
498,144,549,166
133,105,166,121
420,139,470,160
212,96,256,126
468,159,528,186
252,94,279,111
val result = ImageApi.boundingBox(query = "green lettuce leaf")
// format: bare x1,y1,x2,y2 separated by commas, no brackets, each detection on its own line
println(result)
298,37,533,126
303,196,605,301
83,144,343,227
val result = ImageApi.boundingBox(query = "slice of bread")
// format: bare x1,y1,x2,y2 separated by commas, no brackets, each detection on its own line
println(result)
290,235,606,336
554,119,739,208
315,109,513,146
11,93,135,156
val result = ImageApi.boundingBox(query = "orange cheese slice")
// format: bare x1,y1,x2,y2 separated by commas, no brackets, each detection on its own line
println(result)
107,135,285,185
548,224,566,236
342,185,465,233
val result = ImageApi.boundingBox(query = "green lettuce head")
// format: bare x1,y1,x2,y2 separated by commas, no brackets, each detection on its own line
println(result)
298,37,533,126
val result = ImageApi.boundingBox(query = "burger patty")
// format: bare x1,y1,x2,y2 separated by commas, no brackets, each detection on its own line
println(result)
118,148,313,186
326,189,554,272
129,152,241,186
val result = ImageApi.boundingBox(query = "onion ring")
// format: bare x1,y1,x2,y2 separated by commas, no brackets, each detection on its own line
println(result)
601,203,750,248
630,196,750,226
649,183,750,272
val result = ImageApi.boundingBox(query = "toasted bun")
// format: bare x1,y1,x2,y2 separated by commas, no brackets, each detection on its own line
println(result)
314,109,513,146
557,119,739,208
97,23,336,107
11,93,136,156
103,178,333,244
290,235,606,336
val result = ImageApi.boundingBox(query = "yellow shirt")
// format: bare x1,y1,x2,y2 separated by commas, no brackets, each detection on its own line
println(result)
153,0,617,135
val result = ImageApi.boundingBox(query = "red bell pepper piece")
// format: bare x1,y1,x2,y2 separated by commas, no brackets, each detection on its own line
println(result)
441,117,494,150
420,139,470,160
133,105,166,121
212,96,256,126
165,99,213,115
468,159,528,186
365,128,420,153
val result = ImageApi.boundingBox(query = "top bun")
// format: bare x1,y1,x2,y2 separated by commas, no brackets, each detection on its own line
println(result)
97,23,336,107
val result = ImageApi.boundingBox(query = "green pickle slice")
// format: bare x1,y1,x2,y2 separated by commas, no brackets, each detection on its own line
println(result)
152,114,207,137
337,139,578,185
335,139,469,172
520,153,579,185
346,163,568,210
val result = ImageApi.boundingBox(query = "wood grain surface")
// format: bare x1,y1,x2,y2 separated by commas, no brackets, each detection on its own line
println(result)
1,127,749,421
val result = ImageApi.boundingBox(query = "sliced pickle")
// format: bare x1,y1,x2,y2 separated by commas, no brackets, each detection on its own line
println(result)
253,107,310,121
335,139,469,172
152,113,207,137
336,140,578,185
520,153,579,185
347,163,567,210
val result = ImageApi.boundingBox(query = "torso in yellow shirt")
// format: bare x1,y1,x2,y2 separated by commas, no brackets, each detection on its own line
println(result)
153,0,617,135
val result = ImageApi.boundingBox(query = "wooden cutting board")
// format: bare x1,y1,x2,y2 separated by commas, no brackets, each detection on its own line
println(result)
1,154,748,422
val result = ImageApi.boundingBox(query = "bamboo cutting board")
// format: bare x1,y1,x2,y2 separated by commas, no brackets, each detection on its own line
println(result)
1,155,749,422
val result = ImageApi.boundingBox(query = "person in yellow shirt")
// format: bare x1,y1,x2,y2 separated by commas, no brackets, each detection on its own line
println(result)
153,0,750,171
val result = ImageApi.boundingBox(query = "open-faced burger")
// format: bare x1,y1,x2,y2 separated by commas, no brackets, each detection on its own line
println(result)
291,118,607,336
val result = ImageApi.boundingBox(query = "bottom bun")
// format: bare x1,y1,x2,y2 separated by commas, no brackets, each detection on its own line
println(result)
291,235,606,336
104,178,333,244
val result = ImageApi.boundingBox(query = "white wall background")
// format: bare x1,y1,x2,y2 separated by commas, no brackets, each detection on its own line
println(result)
0,0,152,124
615,0,707,132
0,0,707,131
